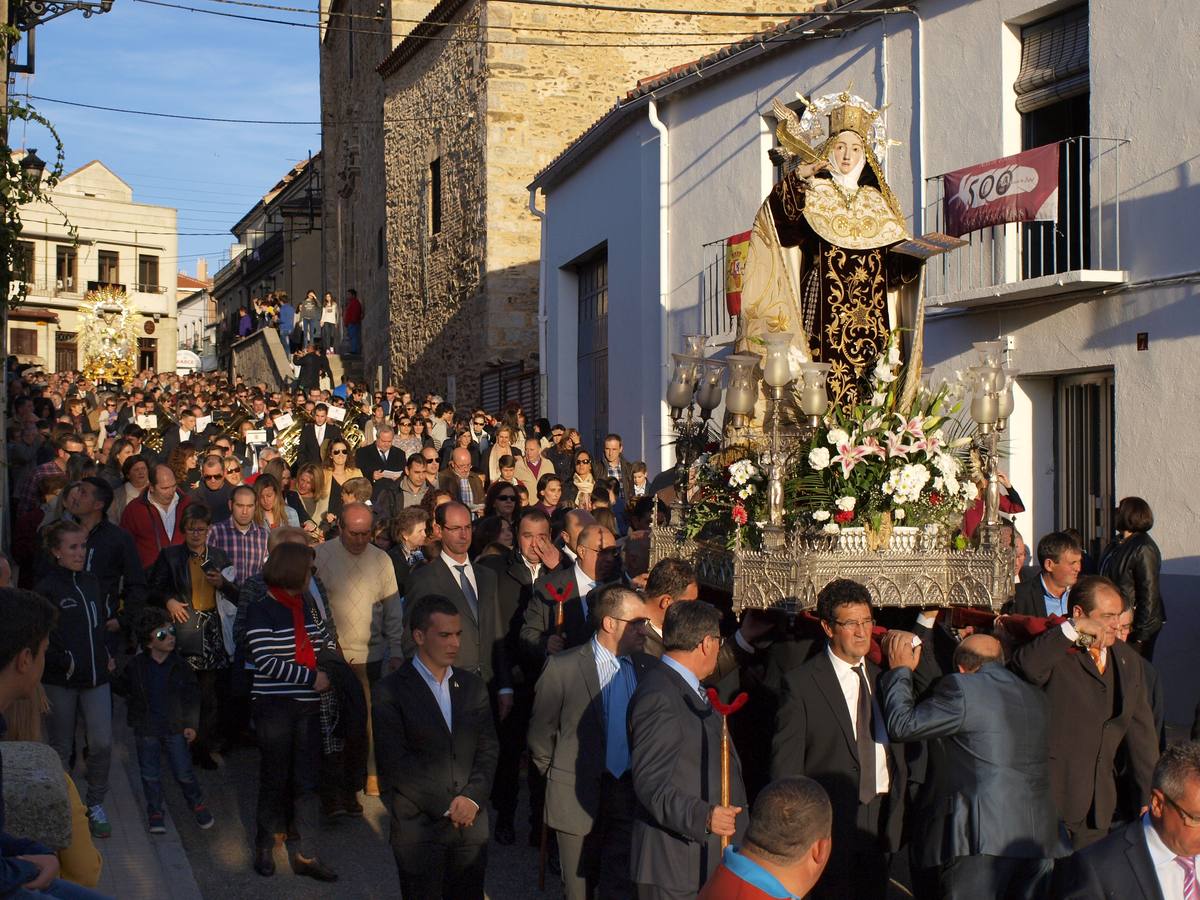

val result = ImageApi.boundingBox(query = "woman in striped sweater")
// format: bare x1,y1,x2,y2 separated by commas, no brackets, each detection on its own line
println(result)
244,541,338,882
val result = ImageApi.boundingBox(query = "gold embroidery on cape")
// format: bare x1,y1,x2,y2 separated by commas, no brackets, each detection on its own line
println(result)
802,180,909,250
815,244,889,408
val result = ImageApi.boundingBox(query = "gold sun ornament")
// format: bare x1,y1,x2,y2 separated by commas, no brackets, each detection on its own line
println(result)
78,286,140,386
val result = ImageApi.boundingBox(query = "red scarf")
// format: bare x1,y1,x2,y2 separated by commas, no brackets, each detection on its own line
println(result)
268,586,316,669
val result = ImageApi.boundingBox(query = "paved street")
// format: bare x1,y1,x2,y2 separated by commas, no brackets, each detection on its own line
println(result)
160,738,563,899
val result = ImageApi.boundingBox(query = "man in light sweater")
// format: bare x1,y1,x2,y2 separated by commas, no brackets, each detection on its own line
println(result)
314,503,402,796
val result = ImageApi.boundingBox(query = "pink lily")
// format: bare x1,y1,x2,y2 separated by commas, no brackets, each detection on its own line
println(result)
834,440,868,477
913,428,944,455
884,431,909,459
858,436,887,459
894,414,925,443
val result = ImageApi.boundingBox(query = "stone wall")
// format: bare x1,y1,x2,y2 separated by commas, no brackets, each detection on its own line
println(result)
231,327,293,390
319,0,393,387
381,1,489,407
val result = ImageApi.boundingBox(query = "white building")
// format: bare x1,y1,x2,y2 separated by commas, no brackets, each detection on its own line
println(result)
533,0,1200,718
11,160,179,373
176,260,217,372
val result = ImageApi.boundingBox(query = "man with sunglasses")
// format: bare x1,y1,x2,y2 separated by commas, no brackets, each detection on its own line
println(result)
520,524,620,666
1056,741,1200,900
191,454,233,523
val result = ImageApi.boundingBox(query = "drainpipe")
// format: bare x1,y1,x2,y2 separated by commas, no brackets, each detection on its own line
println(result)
648,98,670,473
528,186,549,419
915,7,926,231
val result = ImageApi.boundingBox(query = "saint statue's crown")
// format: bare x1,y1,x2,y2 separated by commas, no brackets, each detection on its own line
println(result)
827,90,880,141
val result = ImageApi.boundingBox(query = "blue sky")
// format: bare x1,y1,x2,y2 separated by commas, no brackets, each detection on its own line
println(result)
15,0,320,277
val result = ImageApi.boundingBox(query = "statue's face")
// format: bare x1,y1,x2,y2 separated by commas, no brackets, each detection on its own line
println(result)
830,131,865,174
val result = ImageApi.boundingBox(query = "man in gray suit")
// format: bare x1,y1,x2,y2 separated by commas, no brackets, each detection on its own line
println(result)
880,632,1061,899
528,584,651,900
403,502,513,716
629,601,747,900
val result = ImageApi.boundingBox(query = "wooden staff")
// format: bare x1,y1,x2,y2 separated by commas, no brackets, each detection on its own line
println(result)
706,688,750,849
539,583,572,889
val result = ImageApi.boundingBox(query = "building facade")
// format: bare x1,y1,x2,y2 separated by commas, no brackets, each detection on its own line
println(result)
320,0,808,404
176,260,217,372
11,160,179,374
211,155,322,367
534,0,1200,719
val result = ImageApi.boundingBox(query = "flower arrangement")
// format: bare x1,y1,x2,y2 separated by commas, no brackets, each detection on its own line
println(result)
684,332,977,550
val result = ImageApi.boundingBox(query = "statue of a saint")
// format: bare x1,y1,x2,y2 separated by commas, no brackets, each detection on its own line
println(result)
738,91,924,410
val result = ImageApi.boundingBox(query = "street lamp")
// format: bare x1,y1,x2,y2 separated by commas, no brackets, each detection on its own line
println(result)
13,0,115,30
18,149,46,187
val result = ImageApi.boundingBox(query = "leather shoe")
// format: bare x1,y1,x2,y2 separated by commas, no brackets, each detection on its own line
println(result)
253,848,275,877
291,854,338,882
494,821,515,845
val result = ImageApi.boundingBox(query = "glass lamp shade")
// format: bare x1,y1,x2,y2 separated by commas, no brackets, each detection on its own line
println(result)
723,354,760,417
667,353,701,410
761,333,794,388
696,360,726,414
996,368,1019,421
973,340,1006,369
683,334,708,358
968,365,1003,426
796,362,833,417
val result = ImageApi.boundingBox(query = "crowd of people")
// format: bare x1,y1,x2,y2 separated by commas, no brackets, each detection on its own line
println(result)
0,358,1187,900
230,288,363,357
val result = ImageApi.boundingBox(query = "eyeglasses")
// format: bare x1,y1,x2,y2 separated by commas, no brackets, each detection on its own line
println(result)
473,420,485,426
185,525,209,534
331,448,348,456
1163,792,1200,828
203,473,225,482
153,626,176,641
833,617,875,632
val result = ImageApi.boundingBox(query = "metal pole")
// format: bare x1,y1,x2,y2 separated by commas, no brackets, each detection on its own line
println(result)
1,0,12,554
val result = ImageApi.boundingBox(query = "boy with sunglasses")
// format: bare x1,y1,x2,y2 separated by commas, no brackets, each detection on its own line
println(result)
112,608,215,834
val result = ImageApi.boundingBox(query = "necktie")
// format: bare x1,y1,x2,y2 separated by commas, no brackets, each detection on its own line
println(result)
455,564,478,617
605,658,635,776
1089,646,1106,675
854,664,877,804
1178,856,1198,900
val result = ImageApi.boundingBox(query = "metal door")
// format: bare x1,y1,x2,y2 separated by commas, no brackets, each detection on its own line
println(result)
576,251,608,453
1055,370,1114,560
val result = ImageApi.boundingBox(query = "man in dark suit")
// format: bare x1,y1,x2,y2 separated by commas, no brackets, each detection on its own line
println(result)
520,523,619,668
403,502,512,717
593,433,636,501
477,508,562,846
1055,740,1200,900
769,579,907,900
629,601,746,899
437,447,486,512
373,595,499,900
880,632,1060,898
160,406,200,457
1011,574,1159,849
1005,530,1083,617
356,425,405,484
528,584,652,900
296,403,342,467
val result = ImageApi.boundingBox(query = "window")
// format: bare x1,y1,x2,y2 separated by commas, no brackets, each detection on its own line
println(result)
98,249,120,285
55,331,78,372
10,328,37,356
138,255,160,292
138,338,157,371
15,241,34,282
1056,370,1113,561
576,248,609,453
55,245,77,291
429,158,442,236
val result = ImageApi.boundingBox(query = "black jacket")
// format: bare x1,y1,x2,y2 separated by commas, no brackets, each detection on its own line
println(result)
111,651,200,735
293,352,333,391
1100,532,1164,643
147,543,235,610
297,422,342,468
36,565,111,689
34,518,147,628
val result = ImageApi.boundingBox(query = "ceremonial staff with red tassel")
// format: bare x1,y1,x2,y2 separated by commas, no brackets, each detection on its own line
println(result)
538,582,571,890
706,688,750,849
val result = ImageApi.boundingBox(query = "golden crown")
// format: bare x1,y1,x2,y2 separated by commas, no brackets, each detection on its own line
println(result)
827,91,879,140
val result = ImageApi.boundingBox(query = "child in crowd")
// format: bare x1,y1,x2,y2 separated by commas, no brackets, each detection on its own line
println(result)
498,455,519,486
631,460,649,498
112,608,215,835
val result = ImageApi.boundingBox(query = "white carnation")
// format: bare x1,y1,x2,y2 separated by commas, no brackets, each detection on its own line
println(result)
812,510,831,522
964,482,979,502
822,523,841,535
808,447,831,471
893,507,906,521
835,496,856,512
827,428,850,447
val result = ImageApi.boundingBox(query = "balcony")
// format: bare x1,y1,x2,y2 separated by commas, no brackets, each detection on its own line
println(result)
88,280,127,293
135,283,168,294
923,137,1129,309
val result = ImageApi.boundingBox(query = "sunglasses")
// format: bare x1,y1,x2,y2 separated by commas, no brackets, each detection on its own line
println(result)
203,473,225,481
496,495,516,502
331,448,348,455
577,458,592,465
152,626,176,641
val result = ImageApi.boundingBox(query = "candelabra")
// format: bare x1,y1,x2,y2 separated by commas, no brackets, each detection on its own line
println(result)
666,337,724,526
967,341,1017,545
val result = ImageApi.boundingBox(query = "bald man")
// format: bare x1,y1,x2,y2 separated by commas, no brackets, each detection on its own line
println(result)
879,632,1060,900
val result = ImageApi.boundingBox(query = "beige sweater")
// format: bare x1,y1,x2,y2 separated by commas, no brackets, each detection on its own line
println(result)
314,540,402,662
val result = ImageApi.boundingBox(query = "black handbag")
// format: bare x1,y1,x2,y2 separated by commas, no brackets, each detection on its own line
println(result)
174,610,205,657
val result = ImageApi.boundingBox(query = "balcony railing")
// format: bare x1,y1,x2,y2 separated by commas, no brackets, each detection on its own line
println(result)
135,283,168,294
88,280,127,293
922,136,1129,307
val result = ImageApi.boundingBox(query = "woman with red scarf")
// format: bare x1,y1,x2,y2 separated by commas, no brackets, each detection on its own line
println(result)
244,542,338,882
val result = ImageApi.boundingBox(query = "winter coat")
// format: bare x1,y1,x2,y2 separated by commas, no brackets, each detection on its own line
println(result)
36,565,110,689
111,651,200,735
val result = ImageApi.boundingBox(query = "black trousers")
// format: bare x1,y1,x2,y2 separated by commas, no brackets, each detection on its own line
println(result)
193,668,231,755
492,682,541,829
557,772,635,900
940,854,1053,900
392,819,487,900
812,794,890,900
253,697,321,859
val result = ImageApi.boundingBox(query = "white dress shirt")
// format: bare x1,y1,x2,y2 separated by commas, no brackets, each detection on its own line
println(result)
149,493,181,538
441,551,478,601
572,561,595,621
413,653,454,731
826,647,890,794
1143,811,1194,898
314,423,326,445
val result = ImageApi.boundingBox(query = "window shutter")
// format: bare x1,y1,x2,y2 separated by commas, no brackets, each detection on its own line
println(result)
1015,6,1089,114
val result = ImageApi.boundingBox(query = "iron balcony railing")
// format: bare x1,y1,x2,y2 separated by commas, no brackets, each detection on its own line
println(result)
922,136,1128,303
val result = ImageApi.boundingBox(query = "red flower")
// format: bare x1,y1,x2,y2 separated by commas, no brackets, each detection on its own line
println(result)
930,492,943,507
731,502,748,525
835,510,855,524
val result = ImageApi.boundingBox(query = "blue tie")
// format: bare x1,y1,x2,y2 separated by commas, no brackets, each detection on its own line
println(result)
455,565,478,618
605,658,635,777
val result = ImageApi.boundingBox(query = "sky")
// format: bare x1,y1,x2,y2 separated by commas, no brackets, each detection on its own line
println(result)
14,0,321,278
